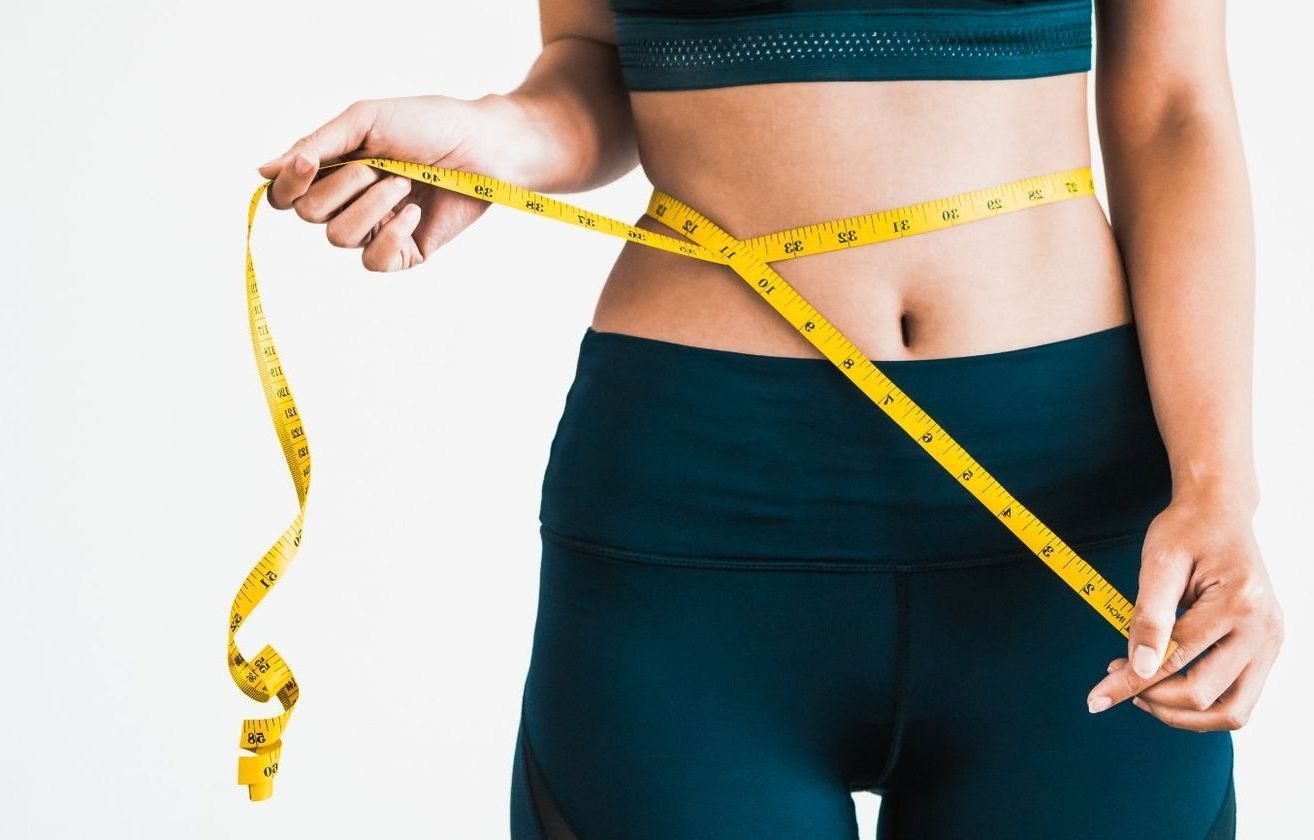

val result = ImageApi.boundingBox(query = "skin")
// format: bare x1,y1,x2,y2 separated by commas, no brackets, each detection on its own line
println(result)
257,0,1282,732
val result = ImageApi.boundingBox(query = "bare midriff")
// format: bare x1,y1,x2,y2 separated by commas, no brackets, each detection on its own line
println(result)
590,72,1132,360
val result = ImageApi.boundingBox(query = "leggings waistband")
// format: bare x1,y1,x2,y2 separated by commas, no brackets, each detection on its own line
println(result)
538,323,1171,569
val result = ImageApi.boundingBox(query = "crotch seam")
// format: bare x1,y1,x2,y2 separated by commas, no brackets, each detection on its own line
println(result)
870,570,910,792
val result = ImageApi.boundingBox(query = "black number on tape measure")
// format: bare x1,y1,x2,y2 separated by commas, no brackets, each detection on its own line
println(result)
837,230,857,244
784,240,805,254
253,657,270,674
525,200,544,212
264,763,279,777
1027,189,1045,201
420,170,440,184
804,321,815,332
247,732,267,745
1041,545,1055,557
719,245,737,260
891,219,911,234
577,214,596,227
999,506,1012,518
941,208,960,221
230,613,243,632
628,230,646,241
1082,582,1095,595
757,278,775,294
1065,181,1079,193
986,198,1003,210
841,358,854,369
960,469,973,481
268,365,282,378
682,220,698,234
259,570,278,589
921,432,934,443
474,185,494,198
654,203,667,217
882,393,894,406
284,407,298,419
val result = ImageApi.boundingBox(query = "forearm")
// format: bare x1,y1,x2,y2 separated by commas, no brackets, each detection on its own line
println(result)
1099,107,1258,510
477,35,638,194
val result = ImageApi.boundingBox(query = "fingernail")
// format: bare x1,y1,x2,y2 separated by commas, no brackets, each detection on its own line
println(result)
1132,644,1160,678
259,155,283,169
1107,661,1122,673
1087,695,1111,714
1131,697,1149,711
293,154,314,176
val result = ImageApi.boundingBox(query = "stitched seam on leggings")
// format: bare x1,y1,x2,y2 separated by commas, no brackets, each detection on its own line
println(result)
519,697,550,840
539,525,1146,572
871,570,910,791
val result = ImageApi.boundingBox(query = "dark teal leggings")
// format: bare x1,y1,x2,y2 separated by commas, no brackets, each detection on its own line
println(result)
510,324,1236,839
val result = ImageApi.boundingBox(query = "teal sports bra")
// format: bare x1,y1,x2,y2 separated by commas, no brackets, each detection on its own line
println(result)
608,0,1093,90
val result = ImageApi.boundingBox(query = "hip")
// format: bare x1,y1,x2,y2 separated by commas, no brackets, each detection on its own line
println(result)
538,319,1171,569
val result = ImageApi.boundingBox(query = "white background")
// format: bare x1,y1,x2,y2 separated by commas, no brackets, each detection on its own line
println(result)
1,2,1310,837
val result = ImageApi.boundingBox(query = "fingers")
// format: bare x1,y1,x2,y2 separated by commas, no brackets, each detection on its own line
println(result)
1085,601,1229,713
410,189,492,256
293,161,384,224
324,176,415,249
1132,658,1274,732
361,203,424,272
265,151,321,210
1133,635,1250,713
259,100,378,208
1127,545,1192,679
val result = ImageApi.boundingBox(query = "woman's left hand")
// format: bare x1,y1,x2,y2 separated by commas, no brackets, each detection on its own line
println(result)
1085,490,1284,731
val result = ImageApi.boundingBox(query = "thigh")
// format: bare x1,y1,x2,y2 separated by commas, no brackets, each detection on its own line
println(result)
877,538,1236,840
510,537,900,840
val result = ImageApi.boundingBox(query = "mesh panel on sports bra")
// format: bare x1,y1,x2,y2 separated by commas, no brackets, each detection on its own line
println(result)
607,0,1093,90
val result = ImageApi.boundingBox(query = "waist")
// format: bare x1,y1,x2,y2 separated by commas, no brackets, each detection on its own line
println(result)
539,322,1172,569
594,192,1130,358
601,76,1125,358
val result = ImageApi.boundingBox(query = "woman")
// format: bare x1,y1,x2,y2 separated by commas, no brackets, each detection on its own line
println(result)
257,0,1283,836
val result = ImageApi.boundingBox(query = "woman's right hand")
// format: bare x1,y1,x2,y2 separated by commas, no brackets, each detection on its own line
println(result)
257,94,554,272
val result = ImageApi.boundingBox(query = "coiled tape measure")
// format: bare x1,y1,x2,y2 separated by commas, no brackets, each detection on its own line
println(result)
231,158,1175,800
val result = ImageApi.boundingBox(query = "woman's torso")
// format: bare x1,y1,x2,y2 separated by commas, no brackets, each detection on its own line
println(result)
592,71,1131,360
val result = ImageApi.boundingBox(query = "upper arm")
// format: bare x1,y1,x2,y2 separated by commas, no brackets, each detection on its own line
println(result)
540,0,618,47
1094,0,1236,144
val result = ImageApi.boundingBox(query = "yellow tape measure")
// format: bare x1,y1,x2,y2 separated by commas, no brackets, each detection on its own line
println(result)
232,157,1172,800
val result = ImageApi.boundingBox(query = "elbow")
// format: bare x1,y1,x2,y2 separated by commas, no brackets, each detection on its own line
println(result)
1097,84,1239,161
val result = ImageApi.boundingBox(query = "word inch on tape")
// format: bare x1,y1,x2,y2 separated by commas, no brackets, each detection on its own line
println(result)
233,158,1167,799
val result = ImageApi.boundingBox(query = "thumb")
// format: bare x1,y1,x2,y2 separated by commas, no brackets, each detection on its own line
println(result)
1129,545,1191,678
258,100,377,179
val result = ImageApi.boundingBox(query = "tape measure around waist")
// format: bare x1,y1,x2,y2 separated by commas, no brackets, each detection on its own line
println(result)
233,158,1174,800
